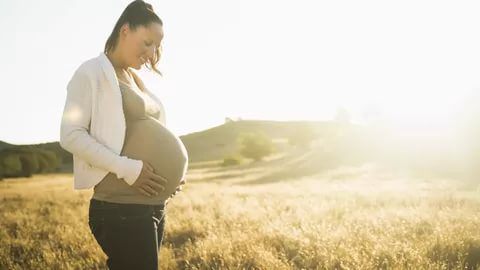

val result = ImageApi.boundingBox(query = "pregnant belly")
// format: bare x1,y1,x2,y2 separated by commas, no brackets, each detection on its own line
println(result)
121,118,189,201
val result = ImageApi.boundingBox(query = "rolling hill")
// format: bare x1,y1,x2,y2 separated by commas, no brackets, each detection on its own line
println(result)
0,119,348,174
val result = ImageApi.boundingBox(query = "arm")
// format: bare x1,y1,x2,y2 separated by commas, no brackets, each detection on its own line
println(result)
59,68,143,185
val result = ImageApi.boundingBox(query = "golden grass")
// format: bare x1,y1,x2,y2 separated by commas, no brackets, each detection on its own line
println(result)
1,162,480,269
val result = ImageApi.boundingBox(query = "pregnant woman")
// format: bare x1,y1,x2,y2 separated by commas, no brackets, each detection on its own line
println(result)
59,1,188,269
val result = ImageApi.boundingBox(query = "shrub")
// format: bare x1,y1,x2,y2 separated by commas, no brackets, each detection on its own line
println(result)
237,132,275,161
222,155,243,167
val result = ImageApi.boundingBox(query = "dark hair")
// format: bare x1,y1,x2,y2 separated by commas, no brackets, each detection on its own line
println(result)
104,0,163,75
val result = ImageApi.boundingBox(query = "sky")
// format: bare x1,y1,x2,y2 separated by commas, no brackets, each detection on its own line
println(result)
1,0,479,144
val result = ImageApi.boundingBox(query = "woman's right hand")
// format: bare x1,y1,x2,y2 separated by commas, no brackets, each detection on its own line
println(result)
131,161,168,197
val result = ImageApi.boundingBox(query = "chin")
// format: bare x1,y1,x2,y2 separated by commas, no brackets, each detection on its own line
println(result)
132,63,142,70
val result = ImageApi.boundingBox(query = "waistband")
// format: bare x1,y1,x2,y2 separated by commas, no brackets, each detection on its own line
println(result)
89,198,165,211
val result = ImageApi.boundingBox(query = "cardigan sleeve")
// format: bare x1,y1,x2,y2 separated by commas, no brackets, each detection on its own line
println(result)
59,67,143,186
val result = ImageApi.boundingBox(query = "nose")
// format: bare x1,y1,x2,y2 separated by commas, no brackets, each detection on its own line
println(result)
144,46,156,60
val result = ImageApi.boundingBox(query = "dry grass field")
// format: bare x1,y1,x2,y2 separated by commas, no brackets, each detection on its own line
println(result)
2,154,480,269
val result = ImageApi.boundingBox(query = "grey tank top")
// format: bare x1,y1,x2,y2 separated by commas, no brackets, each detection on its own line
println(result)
92,81,169,206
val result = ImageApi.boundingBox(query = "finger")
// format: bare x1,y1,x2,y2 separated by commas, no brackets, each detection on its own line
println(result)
137,187,153,197
149,173,168,185
147,179,165,192
144,161,154,171
142,184,159,196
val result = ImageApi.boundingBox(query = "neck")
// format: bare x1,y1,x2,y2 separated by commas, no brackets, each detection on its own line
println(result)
105,49,144,91
105,49,129,75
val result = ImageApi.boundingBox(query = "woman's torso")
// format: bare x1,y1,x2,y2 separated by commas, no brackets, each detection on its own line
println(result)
92,80,188,205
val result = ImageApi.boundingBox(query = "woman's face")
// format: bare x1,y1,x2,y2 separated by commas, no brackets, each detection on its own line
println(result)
120,22,163,70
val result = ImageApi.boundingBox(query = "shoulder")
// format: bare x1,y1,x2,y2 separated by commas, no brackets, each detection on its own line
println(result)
71,54,105,81
75,56,103,77
67,55,106,92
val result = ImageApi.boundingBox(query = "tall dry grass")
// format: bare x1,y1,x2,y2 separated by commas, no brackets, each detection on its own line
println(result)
1,161,480,269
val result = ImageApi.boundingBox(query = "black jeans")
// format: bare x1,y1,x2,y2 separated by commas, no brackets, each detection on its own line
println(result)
88,198,167,270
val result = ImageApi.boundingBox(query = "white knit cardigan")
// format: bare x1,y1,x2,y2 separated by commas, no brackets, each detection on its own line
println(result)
59,52,166,190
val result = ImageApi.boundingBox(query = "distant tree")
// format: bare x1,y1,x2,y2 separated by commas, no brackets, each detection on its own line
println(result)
18,152,38,177
2,154,22,176
36,153,50,173
36,149,60,172
237,132,275,161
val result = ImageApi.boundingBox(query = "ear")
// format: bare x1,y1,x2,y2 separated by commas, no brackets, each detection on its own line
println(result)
120,22,131,37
